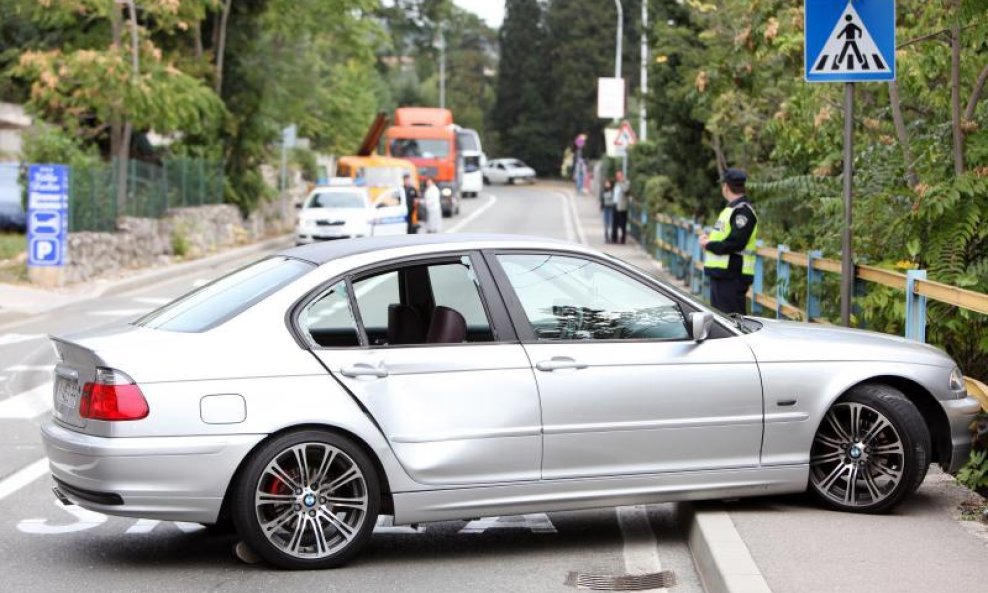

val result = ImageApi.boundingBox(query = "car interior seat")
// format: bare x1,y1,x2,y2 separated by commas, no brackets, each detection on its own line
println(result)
387,304,426,345
425,306,467,344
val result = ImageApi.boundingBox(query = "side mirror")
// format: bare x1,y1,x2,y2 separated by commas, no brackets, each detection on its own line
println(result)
688,311,714,343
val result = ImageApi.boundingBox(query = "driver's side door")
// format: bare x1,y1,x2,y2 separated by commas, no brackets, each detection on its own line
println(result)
370,188,407,236
489,252,764,480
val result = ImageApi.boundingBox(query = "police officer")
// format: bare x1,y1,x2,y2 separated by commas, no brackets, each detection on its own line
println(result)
699,168,758,315
402,173,420,234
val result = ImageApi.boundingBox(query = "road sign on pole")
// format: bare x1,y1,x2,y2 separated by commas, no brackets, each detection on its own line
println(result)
805,0,895,327
27,164,68,268
597,77,626,119
805,0,895,83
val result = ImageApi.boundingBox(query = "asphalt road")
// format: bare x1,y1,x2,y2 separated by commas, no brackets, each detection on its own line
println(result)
0,184,703,592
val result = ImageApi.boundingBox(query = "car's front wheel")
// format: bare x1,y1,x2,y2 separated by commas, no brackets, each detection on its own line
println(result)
232,430,380,569
808,384,930,513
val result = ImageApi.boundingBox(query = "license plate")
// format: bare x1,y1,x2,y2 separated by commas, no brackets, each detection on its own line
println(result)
53,376,81,421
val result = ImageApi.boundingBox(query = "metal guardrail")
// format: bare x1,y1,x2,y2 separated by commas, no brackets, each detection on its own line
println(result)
650,210,988,345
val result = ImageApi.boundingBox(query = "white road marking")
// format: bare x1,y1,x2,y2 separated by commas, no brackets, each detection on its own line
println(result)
4,364,52,373
0,381,53,419
0,458,49,503
617,505,663,576
87,309,151,318
445,194,498,234
131,297,172,306
18,499,107,534
459,513,557,534
0,333,46,347
125,518,204,534
374,515,426,534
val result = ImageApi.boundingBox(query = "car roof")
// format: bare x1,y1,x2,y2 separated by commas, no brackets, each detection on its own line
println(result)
309,185,367,194
278,233,591,265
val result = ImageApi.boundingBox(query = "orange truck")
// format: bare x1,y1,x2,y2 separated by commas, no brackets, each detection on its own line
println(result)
385,107,461,217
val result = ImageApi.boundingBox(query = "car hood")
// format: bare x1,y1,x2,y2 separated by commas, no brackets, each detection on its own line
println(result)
299,207,367,221
742,318,955,367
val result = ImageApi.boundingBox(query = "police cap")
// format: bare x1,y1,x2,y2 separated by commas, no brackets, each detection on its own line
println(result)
719,168,747,185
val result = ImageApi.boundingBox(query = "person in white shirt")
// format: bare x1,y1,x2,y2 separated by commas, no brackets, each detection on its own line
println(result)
423,177,442,234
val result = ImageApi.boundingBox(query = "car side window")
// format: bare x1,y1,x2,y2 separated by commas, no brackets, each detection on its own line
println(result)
352,258,495,346
300,281,361,348
496,254,689,341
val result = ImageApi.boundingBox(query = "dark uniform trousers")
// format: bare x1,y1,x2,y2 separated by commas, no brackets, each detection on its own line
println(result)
710,274,752,316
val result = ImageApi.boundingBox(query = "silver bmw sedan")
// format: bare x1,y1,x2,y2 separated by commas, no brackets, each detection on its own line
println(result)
42,234,981,569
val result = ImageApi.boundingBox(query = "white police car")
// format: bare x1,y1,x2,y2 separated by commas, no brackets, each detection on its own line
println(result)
296,181,407,244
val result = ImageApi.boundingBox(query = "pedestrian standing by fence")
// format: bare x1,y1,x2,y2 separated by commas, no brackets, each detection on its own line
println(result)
700,168,759,315
611,170,629,244
601,178,615,243
423,177,442,234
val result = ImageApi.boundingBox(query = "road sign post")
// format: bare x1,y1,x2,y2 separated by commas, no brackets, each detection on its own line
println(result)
27,164,69,287
805,0,895,326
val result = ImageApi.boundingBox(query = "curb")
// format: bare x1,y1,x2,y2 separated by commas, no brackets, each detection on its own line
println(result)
0,234,291,332
682,503,773,593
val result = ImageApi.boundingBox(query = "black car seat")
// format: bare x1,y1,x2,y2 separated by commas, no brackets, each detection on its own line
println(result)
426,306,467,344
387,304,426,345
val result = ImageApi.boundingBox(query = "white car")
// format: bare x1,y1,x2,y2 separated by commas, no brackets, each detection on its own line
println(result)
483,158,536,185
296,185,407,244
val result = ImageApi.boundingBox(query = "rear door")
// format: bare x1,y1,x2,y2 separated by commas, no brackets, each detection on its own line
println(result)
370,188,407,236
302,253,542,485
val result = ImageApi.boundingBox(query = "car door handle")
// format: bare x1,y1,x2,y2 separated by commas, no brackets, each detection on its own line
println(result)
535,357,588,372
340,364,388,379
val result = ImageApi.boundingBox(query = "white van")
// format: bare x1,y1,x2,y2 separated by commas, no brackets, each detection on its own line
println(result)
295,184,407,244
460,150,483,198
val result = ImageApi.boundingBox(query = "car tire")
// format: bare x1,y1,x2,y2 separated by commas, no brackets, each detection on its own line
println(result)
808,384,930,513
507,177,515,185
232,430,380,569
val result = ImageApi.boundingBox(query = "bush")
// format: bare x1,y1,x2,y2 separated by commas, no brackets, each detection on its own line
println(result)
957,413,988,497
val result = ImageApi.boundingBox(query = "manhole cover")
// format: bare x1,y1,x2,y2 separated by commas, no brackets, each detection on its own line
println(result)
565,570,677,591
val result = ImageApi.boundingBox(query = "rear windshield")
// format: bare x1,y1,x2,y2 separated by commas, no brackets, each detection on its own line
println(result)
307,191,365,209
134,257,314,332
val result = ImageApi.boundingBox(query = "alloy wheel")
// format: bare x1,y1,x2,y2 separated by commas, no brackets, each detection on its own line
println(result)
254,443,369,559
809,402,905,508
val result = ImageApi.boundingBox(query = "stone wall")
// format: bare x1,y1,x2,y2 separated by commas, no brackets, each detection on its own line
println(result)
63,202,291,284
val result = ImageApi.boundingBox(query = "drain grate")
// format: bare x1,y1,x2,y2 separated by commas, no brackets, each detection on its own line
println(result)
565,570,677,591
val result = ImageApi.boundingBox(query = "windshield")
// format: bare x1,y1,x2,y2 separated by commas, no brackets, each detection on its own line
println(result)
390,138,451,159
135,257,314,332
507,159,527,168
457,132,480,152
306,191,365,209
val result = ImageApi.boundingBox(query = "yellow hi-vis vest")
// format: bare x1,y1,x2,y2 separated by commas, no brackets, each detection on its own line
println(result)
704,202,758,276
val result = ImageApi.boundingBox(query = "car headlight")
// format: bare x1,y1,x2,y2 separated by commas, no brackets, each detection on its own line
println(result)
949,366,966,394
441,188,452,197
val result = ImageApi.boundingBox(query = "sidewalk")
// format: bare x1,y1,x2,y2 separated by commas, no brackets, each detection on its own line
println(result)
568,182,988,592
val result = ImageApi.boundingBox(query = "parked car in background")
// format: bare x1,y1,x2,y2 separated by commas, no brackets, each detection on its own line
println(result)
0,201,26,232
460,150,483,198
295,182,406,244
0,162,25,232
483,158,536,185
41,234,980,570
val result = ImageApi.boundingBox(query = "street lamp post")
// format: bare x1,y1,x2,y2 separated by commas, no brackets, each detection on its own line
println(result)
438,26,446,110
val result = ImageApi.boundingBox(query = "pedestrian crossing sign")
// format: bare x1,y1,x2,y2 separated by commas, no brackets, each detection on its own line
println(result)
805,0,895,83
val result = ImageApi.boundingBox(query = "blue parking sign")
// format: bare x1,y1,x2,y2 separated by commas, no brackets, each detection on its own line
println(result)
805,0,895,83
27,164,69,267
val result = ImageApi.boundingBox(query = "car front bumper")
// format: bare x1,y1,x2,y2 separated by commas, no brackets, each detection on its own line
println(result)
41,420,264,523
941,394,982,474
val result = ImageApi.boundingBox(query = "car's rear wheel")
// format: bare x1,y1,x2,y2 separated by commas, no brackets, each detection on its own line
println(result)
808,384,930,513
232,430,380,569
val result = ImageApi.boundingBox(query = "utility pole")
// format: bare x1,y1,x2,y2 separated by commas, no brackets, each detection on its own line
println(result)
438,25,446,110
613,0,626,176
840,82,854,327
640,1,647,142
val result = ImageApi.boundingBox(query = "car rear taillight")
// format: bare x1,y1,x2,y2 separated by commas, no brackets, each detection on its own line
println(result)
79,368,149,421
